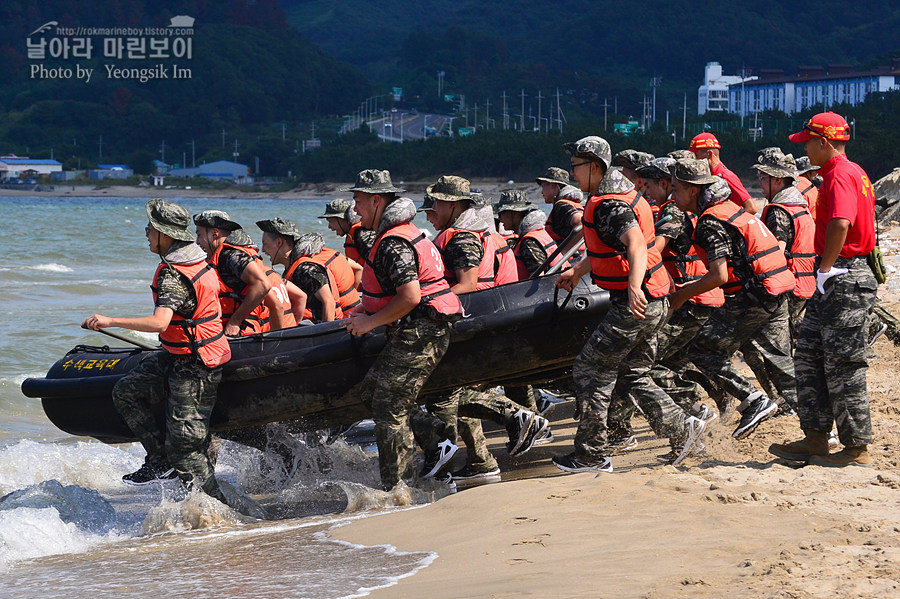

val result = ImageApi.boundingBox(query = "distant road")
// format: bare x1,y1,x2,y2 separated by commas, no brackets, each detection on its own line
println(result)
366,112,454,142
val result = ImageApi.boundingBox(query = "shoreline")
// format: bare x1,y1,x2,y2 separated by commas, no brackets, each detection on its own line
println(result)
331,295,900,598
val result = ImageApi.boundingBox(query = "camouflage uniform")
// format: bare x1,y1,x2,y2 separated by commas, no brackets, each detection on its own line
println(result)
343,175,459,489
795,255,876,446
686,204,797,411
571,171,688,462
112,239,226,502
287,246,332,322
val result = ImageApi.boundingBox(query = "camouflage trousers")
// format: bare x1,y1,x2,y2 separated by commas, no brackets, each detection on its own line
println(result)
574,295,686,462
688,291,796,409
795,256,876,446
415,387,524,472
741,293,807,410
356,317,453,490
112,351,225,502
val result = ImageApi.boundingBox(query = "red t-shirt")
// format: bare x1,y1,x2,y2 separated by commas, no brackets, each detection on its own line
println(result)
712,162,752,207
815,154,875,257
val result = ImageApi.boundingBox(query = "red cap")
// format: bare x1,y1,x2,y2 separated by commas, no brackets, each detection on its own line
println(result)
788,112,851,143
689,132,721,153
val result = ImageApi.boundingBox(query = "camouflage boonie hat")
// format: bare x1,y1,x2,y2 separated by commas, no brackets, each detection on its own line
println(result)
146,199,195,242
346,169,405,194
192,210,242,231
256,217,302,241
470,191,488,207
426,175,471,202
294,232,325,257
535,166,570,186
612,150,655,171
698,178,733,212
318,198,353,219
637,157,676,181
417,195,435,212
672,158,720,185
563,135,612,170
667,149,695,160
496,190,534,213
794,156,819,175
752,147,798,180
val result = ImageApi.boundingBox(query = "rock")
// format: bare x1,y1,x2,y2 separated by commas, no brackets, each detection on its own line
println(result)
874,167,900,226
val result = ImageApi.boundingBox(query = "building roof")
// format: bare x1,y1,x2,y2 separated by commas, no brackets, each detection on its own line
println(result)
0,158,62,165
739,65,900,88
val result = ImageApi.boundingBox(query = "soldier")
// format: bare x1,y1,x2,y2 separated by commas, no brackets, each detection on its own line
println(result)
496,190,565,278
535,166,571,204
795,156,821,220
255,217,313,322
279,232,343,323
689,132,758,214
612,150,655,214
552,136,708,473
82,199,231,503
607,158,725,458
345,169,463,490
770,112,878,467
319,198,377,266
669,159,797,437
419,177,549,482
193,211,280,335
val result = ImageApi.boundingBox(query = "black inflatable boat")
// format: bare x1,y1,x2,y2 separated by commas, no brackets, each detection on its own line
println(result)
22,274,608,443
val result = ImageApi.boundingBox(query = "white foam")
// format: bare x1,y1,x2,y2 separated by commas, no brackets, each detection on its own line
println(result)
28,263,74,273
0,439,142,496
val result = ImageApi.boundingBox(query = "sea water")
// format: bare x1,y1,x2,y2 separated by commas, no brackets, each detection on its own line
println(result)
0,196,442,598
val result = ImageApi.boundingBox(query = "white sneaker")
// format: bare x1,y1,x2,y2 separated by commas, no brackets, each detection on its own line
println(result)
672,416,707,466
420,438,459,479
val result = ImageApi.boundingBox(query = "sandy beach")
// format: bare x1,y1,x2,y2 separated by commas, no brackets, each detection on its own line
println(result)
333,296,900,598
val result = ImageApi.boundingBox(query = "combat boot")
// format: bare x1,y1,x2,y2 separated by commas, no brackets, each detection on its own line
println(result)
808,445,872,468
768,430,829,462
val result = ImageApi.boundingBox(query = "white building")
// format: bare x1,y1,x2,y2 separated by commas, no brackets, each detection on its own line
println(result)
727,62,900,117
0,157,62,179
698,62,756,115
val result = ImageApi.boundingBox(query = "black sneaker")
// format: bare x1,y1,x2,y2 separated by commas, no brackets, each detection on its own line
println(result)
868,320,888,347
509,414,549,457
552,453,613,473
732,394,777,439
452,465,502,482
505,409,537,455
420,438,459,479
533,426,554,446
122,463,179,486
535,389,564,417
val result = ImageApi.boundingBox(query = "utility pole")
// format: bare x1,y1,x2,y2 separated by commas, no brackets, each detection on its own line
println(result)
556,88,565,133
600,98,611,131
473,103,478,130
739,65,752,128
502,91,509,130
438,71,445,98
485,98,491,131
520,89,526,133
190,138,196,168
233,139,239,162
536,90,544,132
681,92,688,141
650,76,661,123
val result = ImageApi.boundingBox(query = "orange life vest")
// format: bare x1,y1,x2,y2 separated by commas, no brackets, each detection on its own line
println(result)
318,247,361,313
284,252,345,322
545,198,583,241
657,200,724,307
513,227,564,279
151,261,231,368
361,222,463,317
797,176,819,221
582,190,672,298
209,243,270,335
262,265,297,329
344,222,367,265
700,201,796,297
761,203,816,299
433,227,517,289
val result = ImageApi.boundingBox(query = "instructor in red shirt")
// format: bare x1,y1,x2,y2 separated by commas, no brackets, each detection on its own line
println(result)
770,112,878,467
689,132,758,214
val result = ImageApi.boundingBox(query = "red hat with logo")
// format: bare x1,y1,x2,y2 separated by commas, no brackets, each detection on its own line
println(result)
788,112,851,143
689,132,721,153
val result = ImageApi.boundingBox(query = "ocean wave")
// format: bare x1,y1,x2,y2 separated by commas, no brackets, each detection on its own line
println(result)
28,263,74,273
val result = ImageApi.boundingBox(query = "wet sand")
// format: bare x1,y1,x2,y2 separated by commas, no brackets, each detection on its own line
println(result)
333,298,900,598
